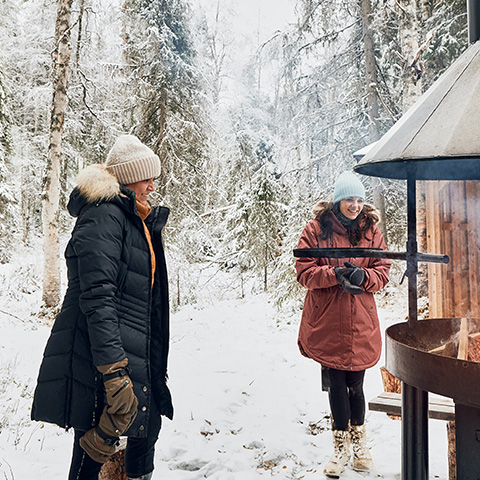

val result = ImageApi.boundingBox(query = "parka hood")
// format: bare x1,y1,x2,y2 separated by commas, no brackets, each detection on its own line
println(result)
67,164,122,218
76,164,120,203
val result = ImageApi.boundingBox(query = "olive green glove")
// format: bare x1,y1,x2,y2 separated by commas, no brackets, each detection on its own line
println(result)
79,417,120,464
79,359,138,464
99,359,138,417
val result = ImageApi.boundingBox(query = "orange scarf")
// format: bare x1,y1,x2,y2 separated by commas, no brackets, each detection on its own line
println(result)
136,201,156,287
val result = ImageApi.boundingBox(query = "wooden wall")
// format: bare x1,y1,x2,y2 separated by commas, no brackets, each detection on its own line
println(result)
425,181,480,319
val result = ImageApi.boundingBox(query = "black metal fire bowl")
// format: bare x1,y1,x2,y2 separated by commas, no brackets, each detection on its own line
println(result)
386,318,480,407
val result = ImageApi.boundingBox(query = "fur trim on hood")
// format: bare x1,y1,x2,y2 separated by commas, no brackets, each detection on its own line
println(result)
312,201,381,224
76,164,121,203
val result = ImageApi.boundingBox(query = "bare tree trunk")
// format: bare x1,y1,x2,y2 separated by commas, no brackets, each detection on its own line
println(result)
398,0,427,291
151,91,168,198
398,0,423,110
360,0,388,243
42,0,73,307
74,0,85,67
264,245,268,292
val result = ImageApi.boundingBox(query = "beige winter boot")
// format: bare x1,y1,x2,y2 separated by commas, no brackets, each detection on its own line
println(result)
323,429,351,478
350,423,373,471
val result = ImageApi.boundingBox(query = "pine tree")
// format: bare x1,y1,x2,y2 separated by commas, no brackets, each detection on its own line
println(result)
422,0,467,84
0,0,54,247
123,0,209,223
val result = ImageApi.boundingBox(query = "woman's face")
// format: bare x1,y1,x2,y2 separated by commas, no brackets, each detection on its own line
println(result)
125,178,155,205
339,196,364,220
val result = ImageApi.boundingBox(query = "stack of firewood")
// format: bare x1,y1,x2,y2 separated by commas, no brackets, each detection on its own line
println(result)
428,318,480,362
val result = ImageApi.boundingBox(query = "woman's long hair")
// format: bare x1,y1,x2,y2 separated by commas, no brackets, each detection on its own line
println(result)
313,201,379,246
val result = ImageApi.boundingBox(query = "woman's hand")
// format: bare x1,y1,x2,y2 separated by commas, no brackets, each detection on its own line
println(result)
344,261,365,286
98,359,138,418
335,263,364,295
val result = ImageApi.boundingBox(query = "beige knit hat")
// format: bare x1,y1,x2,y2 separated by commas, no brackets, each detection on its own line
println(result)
105,135,161,185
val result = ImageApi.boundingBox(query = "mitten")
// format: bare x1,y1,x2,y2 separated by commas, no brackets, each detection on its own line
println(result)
344,261,365,286
335,266,363,295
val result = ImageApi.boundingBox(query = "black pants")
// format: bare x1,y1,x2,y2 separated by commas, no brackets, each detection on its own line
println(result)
324,367,366,431
68,400,162,480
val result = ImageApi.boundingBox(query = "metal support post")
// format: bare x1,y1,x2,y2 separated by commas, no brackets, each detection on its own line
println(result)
402,168,429,480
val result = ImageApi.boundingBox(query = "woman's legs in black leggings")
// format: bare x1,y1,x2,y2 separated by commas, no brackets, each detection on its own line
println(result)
326,368,366,430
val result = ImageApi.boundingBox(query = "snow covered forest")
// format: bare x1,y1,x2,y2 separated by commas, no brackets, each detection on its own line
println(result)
0,1,473,478
0,0,469,310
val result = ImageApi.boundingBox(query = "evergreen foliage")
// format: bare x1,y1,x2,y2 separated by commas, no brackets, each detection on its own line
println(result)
124,0,210,227
0,0,472,304
422,0,468,83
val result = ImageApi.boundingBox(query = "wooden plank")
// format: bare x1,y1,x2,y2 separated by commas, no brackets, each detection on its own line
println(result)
426,181,441,317
465,181,479,318
433,183,444,318
450,182,465,316
440,183,454,317
457,318,469,360
368,392,455,421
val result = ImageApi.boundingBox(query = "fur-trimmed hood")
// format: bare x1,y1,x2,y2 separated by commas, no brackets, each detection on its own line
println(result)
76,164,120,203
67,164,124,218
312,201,381,224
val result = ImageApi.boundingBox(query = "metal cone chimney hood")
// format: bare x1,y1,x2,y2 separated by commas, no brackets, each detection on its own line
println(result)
355,40,480,180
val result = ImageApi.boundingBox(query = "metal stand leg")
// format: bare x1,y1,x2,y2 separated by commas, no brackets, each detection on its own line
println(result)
402,383,428,480
455,403,480,478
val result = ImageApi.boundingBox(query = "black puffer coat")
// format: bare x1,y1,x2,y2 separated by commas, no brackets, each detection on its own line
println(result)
31,165,173,437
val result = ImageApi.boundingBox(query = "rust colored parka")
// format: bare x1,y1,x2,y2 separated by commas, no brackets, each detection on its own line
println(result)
296,204,390,371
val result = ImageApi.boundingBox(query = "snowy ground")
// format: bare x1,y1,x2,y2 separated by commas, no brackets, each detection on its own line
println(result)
0,281,451,479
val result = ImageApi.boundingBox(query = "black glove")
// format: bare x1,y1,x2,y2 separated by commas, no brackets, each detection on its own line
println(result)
344,261,365,286
335,264,364,295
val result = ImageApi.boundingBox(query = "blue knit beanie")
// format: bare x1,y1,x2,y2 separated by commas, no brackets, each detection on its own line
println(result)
333,171,365,203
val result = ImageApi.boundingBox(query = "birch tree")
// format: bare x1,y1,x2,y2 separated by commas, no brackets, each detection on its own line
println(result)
397,0,423,109
42,0,73,307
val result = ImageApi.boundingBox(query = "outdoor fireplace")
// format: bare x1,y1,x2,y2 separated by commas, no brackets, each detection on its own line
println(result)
294,3,480,478
352,10,480,478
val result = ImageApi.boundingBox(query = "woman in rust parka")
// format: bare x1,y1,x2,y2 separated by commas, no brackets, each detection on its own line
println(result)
295,171,390,478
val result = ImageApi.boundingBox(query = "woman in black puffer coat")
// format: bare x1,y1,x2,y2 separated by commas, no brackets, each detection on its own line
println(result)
31,135,173,480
